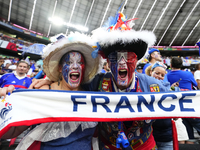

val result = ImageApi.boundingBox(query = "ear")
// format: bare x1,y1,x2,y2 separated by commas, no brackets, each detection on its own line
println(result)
150,70,153,76
107,59,111,68
58,65,62,72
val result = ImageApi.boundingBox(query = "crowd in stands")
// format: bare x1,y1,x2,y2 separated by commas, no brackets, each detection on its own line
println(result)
0,33,33,47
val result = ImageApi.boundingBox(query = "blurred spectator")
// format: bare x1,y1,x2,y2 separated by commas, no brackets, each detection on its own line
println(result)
142,48,162,73
194,63,200,89
0,58,5,75
3,57,12,67
0,60,32,89
136,63,143,73
101,61,110,73
167,57,200,144
167,57,197,90
2,63,12,73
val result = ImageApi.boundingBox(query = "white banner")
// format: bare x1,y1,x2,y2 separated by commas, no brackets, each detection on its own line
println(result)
1,89,200,137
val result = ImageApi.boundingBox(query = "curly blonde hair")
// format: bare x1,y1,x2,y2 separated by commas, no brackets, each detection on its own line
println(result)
145,65,153,76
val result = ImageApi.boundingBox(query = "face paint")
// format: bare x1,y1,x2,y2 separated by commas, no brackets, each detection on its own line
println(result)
153,51,162,61
108,50,138,86
62,52,85,88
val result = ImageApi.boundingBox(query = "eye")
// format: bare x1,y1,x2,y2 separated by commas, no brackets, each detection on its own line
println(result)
78,61,83,65
66,61,72,65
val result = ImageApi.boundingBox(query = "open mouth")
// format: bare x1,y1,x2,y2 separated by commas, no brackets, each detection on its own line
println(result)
118,69,127,79
70,72,80,82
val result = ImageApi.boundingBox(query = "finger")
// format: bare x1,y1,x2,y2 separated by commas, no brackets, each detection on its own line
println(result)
7,85,15,94
34,80,51,89
29,79,41,89
0,87,8,98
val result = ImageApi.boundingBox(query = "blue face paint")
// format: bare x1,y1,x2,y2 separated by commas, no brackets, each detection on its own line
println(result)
62,53,70,83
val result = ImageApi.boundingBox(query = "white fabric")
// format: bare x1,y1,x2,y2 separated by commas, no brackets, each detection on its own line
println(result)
1,89,200,138
194,70,200,80
174,118,189,141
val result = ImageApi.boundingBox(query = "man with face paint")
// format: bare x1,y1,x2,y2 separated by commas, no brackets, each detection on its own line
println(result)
142,48,162,74
90,12,171,150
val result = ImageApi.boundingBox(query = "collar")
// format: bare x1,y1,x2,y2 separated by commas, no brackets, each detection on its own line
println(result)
112,72,136,92
14,71,27,80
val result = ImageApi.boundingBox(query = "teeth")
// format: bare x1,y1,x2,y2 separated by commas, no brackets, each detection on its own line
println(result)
71,73,79,75
119,69,126,72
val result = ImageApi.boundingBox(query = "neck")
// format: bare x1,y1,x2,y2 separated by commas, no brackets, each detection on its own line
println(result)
59,80,81,91
16,72,25,77
150,59,157,64
171,67,180,71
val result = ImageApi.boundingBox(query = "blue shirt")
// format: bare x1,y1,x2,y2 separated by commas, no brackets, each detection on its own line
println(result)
167,70,197,90
142,63,151,74
0,73,32,89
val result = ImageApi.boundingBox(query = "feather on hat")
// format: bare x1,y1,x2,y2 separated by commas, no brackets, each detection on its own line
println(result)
92,11,156,62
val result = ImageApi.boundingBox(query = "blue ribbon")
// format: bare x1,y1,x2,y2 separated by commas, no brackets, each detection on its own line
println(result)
91,42,101,59
197,42,200,56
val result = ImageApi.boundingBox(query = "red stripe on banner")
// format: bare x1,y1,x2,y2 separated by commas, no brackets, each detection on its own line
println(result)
172,120,179,150
6,42,17,51
4,85,28,89
1,116,200,138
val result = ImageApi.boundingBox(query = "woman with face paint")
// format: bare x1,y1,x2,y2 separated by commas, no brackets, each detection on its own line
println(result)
1,32,100,150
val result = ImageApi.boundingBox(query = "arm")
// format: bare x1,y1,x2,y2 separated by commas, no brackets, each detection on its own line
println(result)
29,78,52,89
196,79,200,89
1,126,29,139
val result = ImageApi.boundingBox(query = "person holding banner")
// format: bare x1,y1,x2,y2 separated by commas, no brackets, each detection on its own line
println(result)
28,11,173,150
89,11,173,150
1,32,100,150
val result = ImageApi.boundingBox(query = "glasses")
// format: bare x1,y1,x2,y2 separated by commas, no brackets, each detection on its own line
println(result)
108,51,137,63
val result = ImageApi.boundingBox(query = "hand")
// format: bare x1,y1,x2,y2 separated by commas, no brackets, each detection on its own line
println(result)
29,79,52,89
171,82,179,87
0,85,15,98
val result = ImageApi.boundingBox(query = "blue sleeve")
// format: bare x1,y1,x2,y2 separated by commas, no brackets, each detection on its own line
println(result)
0,74,6,87
137,73,171,92
163,74,168,83
142,63,150,74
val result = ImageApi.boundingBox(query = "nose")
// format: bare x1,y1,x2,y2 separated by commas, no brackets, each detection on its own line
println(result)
72,63,79,70
118,58,126,65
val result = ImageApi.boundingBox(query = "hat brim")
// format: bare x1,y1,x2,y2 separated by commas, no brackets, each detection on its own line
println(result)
101,40,147,60
43,42,99,83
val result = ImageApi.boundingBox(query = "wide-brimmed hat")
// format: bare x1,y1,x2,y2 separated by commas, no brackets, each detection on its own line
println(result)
43,32,99,83
91,12,156,62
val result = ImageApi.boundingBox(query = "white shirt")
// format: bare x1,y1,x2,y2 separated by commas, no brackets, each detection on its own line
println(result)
194,70,200,80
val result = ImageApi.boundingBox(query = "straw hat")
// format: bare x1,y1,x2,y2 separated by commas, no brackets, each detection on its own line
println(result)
43,32,99,83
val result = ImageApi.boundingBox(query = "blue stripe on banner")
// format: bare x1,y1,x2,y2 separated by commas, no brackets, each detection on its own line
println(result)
11,26,23,32
30,33,36,36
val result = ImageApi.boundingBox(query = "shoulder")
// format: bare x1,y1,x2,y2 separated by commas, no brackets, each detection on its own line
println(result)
1,73,13,78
